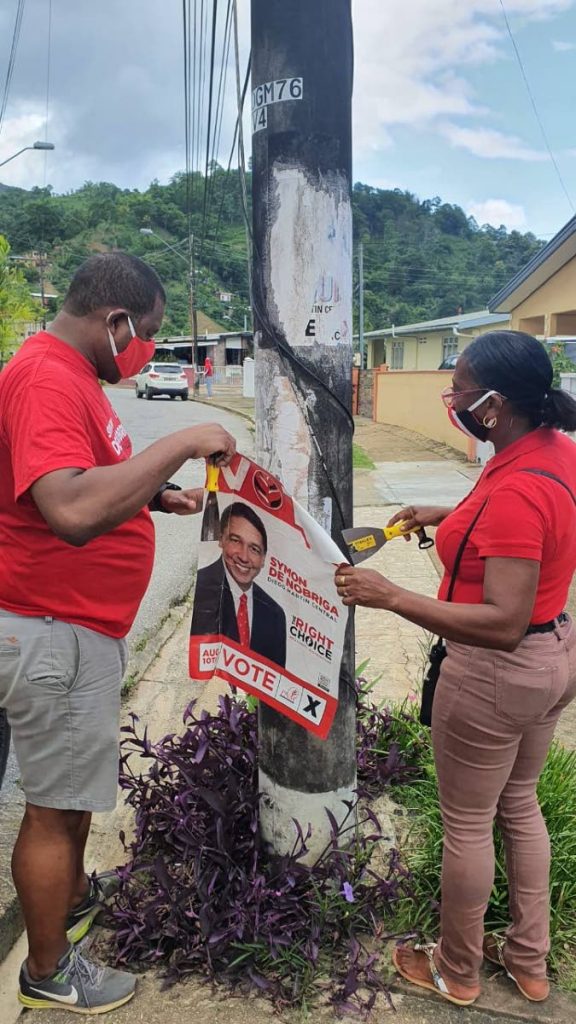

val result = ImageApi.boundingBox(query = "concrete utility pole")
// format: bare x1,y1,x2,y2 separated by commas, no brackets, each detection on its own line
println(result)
251,0,356,860
38,252,47,330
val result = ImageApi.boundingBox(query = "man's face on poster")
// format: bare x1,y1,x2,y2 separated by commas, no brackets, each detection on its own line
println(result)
220,515,266,591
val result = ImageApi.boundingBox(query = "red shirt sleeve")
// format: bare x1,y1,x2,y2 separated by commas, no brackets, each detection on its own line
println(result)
473,481,548,562
4,383,96,501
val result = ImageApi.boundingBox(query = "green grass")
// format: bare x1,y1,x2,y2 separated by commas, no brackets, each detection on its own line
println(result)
362,700,576,990
353,443,376,470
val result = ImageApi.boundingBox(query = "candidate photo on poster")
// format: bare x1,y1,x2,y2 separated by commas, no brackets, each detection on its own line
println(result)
191,500,287,668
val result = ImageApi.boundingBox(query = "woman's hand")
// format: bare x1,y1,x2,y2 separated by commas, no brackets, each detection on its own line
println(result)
334,563,399,609
387,505,452,539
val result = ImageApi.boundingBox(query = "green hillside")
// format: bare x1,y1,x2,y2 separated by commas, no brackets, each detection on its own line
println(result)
0,169,542,336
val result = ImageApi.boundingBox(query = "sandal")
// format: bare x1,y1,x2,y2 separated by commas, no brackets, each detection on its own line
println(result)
483,933,549,1002
392,942,479,1007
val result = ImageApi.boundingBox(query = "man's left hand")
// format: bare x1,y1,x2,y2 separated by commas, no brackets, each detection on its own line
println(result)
160,487,204,515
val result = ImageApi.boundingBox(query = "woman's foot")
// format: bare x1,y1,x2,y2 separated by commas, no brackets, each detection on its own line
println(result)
393,943,480,1006
483,934,550,1002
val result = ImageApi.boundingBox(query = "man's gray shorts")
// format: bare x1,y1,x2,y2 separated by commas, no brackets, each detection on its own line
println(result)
0,609,128,812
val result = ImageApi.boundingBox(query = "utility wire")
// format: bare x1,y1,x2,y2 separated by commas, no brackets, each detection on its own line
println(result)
197,0,208,191
205,0,233,231
0,0,25,137
42,0,52,186
199,0,219,264
232,0,253,312
207,54,250,274
499,0,575,213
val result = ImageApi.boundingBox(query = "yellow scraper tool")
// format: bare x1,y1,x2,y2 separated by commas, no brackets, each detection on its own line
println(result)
342,521,434,565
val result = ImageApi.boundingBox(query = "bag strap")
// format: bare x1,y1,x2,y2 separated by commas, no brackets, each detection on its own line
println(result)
446,499,488,603
519,467,576,505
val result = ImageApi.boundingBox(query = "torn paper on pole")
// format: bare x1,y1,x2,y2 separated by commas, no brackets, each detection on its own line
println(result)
189,453,348,740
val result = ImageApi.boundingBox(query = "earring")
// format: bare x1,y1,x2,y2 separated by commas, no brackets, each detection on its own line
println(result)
482,415,498,429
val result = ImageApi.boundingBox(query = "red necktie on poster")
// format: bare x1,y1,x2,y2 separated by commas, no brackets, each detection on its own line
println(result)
237,593,250,647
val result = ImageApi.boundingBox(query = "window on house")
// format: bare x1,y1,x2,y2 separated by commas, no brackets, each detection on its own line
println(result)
442,336,459,361
391,340,404,369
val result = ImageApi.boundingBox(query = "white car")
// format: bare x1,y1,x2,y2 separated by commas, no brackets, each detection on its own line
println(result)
135,362,189,401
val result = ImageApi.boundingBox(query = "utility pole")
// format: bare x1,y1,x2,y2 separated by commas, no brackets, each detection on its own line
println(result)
358,242,365,370
251,0,355,861
38,252,47,330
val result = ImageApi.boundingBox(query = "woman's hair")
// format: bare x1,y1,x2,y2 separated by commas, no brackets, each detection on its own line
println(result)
463,330,576,432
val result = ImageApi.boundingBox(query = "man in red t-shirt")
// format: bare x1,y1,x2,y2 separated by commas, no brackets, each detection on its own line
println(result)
203,355,214,397
0,252,236,1014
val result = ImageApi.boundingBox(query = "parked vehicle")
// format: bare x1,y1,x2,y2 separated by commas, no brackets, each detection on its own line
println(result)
438,352,459,371
0,709,10,790
135,363,189,401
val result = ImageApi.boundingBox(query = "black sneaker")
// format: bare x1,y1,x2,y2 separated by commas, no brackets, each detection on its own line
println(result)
66,875,103,945
19,944,136,1014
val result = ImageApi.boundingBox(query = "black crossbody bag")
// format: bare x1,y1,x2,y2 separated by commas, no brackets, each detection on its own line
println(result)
419,501,486,727
418,467,576,728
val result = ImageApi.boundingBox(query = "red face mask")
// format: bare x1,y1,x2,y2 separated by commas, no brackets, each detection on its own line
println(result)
108,316,155,378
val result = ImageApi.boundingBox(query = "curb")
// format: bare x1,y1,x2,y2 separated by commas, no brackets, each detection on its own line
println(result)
122,595,193,696
192,394,255,426
391,975,576,1023
0,598,194,964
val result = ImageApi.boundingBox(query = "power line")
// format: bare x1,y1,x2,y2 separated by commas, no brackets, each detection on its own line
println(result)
499,0,575,214
199,0,220,264
42,0,52,187
204,0,233,235
232,0,253,312
207,54,251,274
0,0,26,138
197,0,208,187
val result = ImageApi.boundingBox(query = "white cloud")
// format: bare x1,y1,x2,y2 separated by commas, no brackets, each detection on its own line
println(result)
552,39,576,49
352,0,573,154
439,123,548,160
0,107,56,188
0,0,574,195
467,198,528,229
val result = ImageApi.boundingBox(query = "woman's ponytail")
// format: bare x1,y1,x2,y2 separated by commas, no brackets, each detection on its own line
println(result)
541,388,576,432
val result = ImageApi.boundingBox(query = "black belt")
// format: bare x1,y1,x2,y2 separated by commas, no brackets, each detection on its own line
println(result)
526,612,568,635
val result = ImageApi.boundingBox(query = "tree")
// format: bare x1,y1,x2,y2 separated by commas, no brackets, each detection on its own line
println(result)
0,236,42,365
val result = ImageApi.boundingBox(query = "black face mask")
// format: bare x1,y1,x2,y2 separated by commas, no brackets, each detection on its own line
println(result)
446,389,498,443
447,406,489,442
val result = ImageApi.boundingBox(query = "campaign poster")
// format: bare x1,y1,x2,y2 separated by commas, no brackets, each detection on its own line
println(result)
189,454,349,740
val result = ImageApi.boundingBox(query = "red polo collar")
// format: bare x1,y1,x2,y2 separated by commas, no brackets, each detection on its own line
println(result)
484,427,555,476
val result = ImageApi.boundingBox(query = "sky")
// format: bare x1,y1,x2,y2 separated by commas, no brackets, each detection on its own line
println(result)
0,0,575,240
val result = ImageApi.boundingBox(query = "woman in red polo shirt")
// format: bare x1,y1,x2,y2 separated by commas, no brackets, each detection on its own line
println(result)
335,331,576,1007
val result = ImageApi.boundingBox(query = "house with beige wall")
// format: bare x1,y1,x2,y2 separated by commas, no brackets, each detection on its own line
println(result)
489,213,576,343
365,309,510,371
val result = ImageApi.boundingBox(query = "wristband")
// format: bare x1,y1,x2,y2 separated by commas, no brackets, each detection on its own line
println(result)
149,482,182,513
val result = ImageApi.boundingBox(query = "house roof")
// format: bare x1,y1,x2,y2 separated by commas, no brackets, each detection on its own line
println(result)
363,309,509,341
489,214,576,313
30,282,58,299
157,331,251,345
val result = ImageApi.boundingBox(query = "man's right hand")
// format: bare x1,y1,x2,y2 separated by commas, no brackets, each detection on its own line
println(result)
185,423,237,465
387,505,452,539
